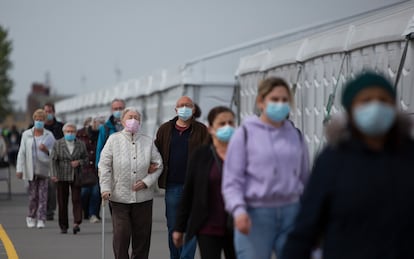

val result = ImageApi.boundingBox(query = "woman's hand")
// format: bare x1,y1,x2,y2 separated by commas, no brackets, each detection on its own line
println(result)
16,172,23,179
148,163,159,174
172,231,184,248
50,176,58,183
39,144,49,154
132,180,147,191
235,213,251,235
102,191,111,200
70,160,80,168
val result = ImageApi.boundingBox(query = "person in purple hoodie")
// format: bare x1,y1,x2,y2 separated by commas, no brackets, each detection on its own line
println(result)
222,76,310,259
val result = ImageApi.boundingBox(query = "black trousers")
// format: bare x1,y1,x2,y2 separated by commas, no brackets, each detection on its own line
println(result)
197,233,236,259
56,181,82,231
110,200,153,259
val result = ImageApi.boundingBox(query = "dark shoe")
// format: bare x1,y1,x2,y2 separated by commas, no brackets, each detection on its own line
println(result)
73,225,80,234
61,229,67,234
46,216,54,221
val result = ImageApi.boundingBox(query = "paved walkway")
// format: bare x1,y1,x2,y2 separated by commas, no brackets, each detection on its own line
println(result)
0,165,201,259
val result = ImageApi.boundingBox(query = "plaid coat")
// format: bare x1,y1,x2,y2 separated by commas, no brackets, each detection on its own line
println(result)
50,138,88,182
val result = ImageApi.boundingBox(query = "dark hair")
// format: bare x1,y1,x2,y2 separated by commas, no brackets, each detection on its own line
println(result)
44,102,55,112
193,103,202,119
207,106,235,126
257,77,292,101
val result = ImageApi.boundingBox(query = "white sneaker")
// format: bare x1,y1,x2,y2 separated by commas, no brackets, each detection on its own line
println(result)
89,215,100,223
26,217,36,228
36,220,45,229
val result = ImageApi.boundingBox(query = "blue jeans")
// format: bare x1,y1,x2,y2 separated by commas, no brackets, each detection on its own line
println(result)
81,183,100,217
234,202,300,259
165,183,197,259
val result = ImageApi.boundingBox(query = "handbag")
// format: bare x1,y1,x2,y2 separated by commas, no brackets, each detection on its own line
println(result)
73,168,83,187
80,168,99,187
74,167,98,187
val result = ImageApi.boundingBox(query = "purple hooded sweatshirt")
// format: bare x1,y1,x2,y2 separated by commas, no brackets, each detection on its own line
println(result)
222,116,310,217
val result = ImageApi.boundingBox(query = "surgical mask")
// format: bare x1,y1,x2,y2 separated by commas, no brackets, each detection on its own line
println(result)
64,133,76,141
177,107,193,121
265,102,290,122
46,114,54,121
215,125,235,143
113,110,122,119
34,120,44,129
353,101,396,136
125,119,140,133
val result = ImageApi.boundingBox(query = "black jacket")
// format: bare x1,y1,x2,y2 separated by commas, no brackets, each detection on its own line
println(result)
44,119,64,139
154,117,208,189
283,115,414,259
174,144,231,241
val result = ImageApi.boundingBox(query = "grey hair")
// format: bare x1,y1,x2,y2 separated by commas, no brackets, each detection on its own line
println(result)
121,107,141,121
62,122,77,132
111,98,125,106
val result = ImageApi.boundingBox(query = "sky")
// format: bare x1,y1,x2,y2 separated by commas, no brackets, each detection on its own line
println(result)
0,0,406,110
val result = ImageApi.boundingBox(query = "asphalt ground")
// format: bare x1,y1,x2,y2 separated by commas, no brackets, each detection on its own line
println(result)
0,165,202,259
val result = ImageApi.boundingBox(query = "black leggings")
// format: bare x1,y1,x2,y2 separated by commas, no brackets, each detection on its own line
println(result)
197,234,236,259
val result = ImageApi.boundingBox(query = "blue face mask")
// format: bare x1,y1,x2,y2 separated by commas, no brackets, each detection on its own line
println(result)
113,110,122,119
64,133,76,142
46,114,54,121
215,125,235,142
265,102,290,122
353,101,396,136
177,107,193,121
34,120,44,129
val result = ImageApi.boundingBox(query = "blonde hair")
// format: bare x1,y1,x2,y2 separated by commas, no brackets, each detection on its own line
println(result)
32,109,46,120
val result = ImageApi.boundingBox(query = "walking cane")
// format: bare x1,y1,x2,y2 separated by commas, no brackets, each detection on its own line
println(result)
101,198,106,259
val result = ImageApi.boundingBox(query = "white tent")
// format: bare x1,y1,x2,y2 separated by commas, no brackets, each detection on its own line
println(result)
236,1,414,159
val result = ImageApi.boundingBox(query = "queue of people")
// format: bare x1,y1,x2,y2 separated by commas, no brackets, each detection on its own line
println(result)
11,70,414,259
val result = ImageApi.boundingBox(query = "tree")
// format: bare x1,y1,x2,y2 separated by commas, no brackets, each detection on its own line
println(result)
0,25,13,122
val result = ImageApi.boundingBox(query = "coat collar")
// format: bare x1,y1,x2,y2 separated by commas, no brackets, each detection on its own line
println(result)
324,112,413,147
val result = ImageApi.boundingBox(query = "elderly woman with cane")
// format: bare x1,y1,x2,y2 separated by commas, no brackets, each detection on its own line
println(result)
99,107,163,259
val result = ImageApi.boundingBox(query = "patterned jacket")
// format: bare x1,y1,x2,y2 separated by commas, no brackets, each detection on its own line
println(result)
99,130,163,204
50,138,88,182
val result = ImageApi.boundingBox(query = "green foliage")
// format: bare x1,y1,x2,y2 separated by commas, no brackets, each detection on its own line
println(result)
0,25,13,121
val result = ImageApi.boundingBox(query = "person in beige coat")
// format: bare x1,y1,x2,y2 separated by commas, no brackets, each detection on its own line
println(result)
99,107,163,259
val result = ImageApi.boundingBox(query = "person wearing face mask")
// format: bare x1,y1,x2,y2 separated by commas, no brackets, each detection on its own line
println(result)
283,71,414,259
50,122,88,234
95,98,125,169
43,102,64,221
172,106,237,259
16,109,56,229
222,77,310,259
99,107,163,259
155,96,209,259
77,116,104,223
